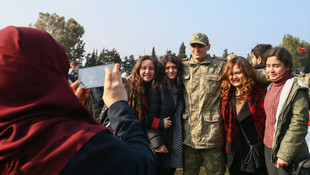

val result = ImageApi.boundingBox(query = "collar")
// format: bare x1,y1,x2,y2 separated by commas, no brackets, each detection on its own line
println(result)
254,63,265,69
189,54,212,66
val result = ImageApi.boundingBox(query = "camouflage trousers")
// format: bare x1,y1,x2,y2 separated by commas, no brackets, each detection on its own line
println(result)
183,145,227,175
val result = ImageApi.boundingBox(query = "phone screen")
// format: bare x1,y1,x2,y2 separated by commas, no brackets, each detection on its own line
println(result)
78,64,114,89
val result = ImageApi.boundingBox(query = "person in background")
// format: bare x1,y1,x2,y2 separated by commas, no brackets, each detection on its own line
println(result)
251,44,272,85
124,55,159,130
251,44,272,69
0,26,155,175
121,72,128,80
220,56,267,175
263,47,309,175
147,54,185,175
182,32,227,175
84,86,104,120
68,60,78,83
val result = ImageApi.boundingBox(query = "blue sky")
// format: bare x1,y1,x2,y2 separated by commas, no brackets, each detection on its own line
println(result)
1,0,310,59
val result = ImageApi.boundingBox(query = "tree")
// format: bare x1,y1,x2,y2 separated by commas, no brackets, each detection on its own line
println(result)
151,47,157,60
29,12,86,63
246,52,251,61
103,48,122,64
121,55,137,75
166,50,176,56
222,49,228,59
178,42,187,59
280,34,310,73
84,50,98,67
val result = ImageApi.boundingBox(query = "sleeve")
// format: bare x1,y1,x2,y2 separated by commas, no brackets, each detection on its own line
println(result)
60,101,155,175
276,89,310,163
146,87,163,148
147,87,163,130
68,69,76,83
108,101,156,175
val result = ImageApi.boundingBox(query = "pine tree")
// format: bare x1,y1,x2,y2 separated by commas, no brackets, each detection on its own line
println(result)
222,49,228,59
151,47,157,60
178,42,187,59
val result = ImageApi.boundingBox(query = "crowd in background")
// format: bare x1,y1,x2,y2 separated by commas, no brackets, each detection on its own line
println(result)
0,26,309,175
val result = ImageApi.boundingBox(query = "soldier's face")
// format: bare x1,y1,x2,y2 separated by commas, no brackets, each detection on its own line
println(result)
190,43,210,61
229,65,244,88
139,59,155,82
165,61,178,80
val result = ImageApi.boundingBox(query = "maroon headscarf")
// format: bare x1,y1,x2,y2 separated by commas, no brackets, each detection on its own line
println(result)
0,26,106,175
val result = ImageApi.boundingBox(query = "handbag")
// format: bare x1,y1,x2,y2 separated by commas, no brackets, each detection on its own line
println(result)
232,97,265,171
237,121,265,170
292,156,310,175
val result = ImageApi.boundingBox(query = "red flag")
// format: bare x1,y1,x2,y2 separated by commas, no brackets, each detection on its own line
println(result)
299,48,306,52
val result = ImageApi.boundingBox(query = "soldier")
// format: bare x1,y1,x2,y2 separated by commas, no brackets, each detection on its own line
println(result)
182,33,226,175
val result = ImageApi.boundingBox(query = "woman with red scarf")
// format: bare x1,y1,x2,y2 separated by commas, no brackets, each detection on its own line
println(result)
0,26,155,175
220,56,267,175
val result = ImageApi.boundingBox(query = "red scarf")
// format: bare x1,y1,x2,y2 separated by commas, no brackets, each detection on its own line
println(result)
0,26,107,174
221,83,267,153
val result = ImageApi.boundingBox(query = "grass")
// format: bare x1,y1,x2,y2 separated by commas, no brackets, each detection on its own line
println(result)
174,167,206,175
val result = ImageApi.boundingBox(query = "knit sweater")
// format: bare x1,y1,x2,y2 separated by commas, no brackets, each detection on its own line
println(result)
264,72,292,148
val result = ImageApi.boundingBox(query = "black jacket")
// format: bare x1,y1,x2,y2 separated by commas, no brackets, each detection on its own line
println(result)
61,101,155,175
147,85,184,168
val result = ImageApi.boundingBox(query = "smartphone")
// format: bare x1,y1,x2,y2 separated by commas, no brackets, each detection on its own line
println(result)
78,64,114,89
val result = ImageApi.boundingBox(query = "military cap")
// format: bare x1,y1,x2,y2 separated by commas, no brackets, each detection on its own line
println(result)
190,32,209,46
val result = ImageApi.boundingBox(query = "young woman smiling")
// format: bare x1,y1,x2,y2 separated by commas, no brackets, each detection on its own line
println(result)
220,56,268,175
125,55,159,130
147,54,185,175
263,47,309,175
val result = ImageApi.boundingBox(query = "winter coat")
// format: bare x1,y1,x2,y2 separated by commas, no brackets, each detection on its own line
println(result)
147,85,185,169
182,54,226,149
269,77,310,163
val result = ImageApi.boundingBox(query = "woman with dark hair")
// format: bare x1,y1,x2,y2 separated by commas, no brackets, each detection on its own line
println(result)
147,54,185,175
220,56,267,175
263,47,309,175
125,55,159,129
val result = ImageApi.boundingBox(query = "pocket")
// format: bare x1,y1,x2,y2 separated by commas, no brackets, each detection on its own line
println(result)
205,74,221,81
203,111,221,122
203,74,221,95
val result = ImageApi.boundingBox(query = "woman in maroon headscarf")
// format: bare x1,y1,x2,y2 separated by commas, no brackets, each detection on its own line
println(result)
0,26,154,175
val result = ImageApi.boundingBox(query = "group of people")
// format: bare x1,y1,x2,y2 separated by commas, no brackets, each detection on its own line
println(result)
221,45,310,175
0,25,309,175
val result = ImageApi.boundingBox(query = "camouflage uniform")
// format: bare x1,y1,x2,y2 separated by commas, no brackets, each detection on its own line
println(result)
182,53,226,175
305,73,310,87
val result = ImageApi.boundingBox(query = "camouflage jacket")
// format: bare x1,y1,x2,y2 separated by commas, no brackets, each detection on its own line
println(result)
182,54,226,149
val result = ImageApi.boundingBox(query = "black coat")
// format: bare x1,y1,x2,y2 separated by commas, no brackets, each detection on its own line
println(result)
61,101,155,175
147,85,184,169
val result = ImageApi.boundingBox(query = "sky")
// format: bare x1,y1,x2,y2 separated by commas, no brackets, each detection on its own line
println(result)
1,0,310,59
